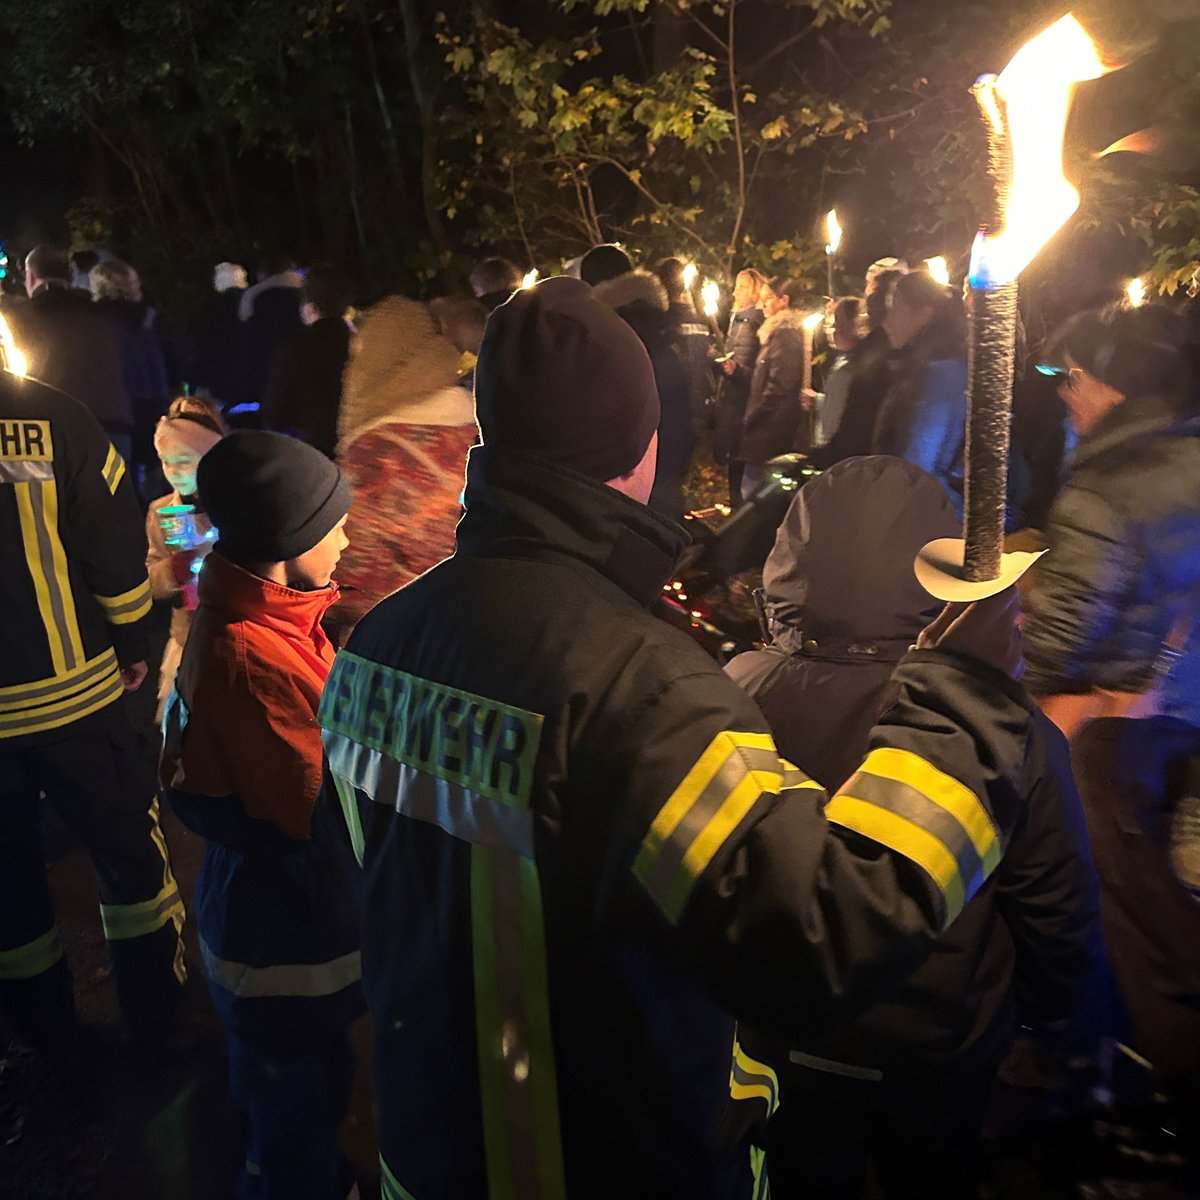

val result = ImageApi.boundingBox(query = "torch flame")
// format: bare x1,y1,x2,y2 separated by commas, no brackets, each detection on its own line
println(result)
971,14,1109,288
824,209,842,256
1126,277,1147,307
926,256,951,286
0,314,27,377
521,268,539,289
701,279,721,318
802,311,824,333
681,262,698,290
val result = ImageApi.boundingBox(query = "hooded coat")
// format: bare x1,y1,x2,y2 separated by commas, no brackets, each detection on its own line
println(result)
593,270,696,520
725,456,1097,1113
739,308,809,465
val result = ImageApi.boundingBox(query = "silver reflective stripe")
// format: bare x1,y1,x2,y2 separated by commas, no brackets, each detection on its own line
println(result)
324,730,534,858
788,1050,884,1082
0,459,52,482
200,939,361,999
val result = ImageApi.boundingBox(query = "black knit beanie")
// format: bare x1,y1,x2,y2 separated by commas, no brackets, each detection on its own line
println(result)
474,276,660,481
579,244,634,287
197,430,352,564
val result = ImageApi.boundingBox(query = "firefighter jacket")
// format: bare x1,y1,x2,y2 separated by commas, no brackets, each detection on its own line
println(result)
162,553,363,1054
0,372,152,746
318,444,1036,1200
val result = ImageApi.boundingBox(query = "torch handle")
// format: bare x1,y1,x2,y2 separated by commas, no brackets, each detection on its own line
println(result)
962,281,1018,582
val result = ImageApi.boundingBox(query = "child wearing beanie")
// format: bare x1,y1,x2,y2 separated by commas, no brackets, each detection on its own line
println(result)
146,396,225,723
160,431,362,1200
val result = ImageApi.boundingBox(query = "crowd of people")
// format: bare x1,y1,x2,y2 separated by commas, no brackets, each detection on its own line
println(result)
1,233,1199,1200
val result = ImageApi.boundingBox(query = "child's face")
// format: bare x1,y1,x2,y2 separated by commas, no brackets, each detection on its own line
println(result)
286,516,350,591
161,453,200,497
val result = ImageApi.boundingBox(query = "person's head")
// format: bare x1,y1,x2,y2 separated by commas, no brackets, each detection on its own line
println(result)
865,269,904,331
884,270,953,349
90,258,142,303
214,262,248,293
70,250,100,290
154,396,226,498
301,264,352,324
655,257,690,304
473,276,660,504
760,276,804,318
197,431,352,590
579,244,634,287
831,296,863,351
1050,304,1190,435
469,257,523,305
24,245,70,296
865,256,906,297
733,268,767,311
428,295,489,357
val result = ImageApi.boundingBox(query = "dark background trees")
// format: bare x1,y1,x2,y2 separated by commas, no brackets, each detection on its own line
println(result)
0,0,1196,318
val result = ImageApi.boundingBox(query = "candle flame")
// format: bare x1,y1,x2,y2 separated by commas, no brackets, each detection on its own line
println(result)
701,279,721,318
681,262,698,290
802,311,824,333
521,268,539,289
1126,277,1147,307
0,314,27,377
925,256,951,286
824,209,842,256
971,14,1109,288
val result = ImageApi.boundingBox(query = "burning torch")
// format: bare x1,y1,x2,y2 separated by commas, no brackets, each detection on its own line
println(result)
824,209,842,299
916,14,1109,601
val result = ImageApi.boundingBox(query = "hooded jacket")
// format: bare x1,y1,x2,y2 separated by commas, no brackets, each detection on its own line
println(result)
726,457,1097,1107
1023,394,1200,725
320,443,1040,1200
740,308,808,464
162,552,363,1052
593,270,696,520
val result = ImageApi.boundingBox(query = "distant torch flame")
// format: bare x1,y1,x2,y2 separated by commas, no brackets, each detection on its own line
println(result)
926,256,951,286
1126,277,1147,307
825,209,842,256
701,279,720,318
521,268,539,289
0,315,27,377
682,262,698,290
969,14,1108,288
802,311,824,333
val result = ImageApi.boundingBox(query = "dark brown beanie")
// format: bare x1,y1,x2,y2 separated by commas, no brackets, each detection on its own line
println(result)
580,243,634,286
197,430,352,564
474,276,660,481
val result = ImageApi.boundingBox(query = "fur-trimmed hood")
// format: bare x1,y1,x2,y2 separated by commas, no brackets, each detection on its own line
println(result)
758,306,814,344
591,269,668,314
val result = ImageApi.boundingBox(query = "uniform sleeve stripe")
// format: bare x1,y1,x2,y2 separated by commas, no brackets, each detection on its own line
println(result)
96,579,153,624
102,444,126,494
858,747,1001,875
634,731,804,925
732,1040,780,1115
824,794,965,927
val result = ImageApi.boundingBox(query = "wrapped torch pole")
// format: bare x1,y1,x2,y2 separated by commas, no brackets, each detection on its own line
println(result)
962,76,1018,584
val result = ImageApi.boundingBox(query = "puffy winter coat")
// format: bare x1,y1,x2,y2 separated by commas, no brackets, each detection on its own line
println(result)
808,326,893,470
593,270,696,520
712,305,764,464
320,442,1038,1200
1023,394,1200,725
725,457,1097,1110
740,308,808,464
162,553,363,1053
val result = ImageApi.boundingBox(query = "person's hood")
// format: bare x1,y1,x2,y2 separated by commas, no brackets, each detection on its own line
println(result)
758,306,813,344
591,270,668,315
761,455,957,659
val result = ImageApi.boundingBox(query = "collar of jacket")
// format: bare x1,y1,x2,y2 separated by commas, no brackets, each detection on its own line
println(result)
197,551,339,642
1072,392,1200,470
758,307,812,343
456,444,689,608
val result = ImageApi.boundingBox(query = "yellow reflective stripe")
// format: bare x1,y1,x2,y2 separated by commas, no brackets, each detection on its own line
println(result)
380,1157,418,1200
730,1037,780,1115
332,772,366,867
825,794,966,926
102,443,126,494
0,669,123,738
148,796,187,983
858,747,1000,875
751,1145,769,1200
0,647,119,710
99,880,185,940
15,481,66,673
0,927,64,981
95,578,152,625
38,479,85,666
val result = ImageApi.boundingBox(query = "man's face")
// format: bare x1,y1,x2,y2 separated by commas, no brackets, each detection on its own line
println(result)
287,516,349,590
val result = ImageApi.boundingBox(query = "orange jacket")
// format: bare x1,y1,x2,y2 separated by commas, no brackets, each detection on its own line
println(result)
162,552,337,839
